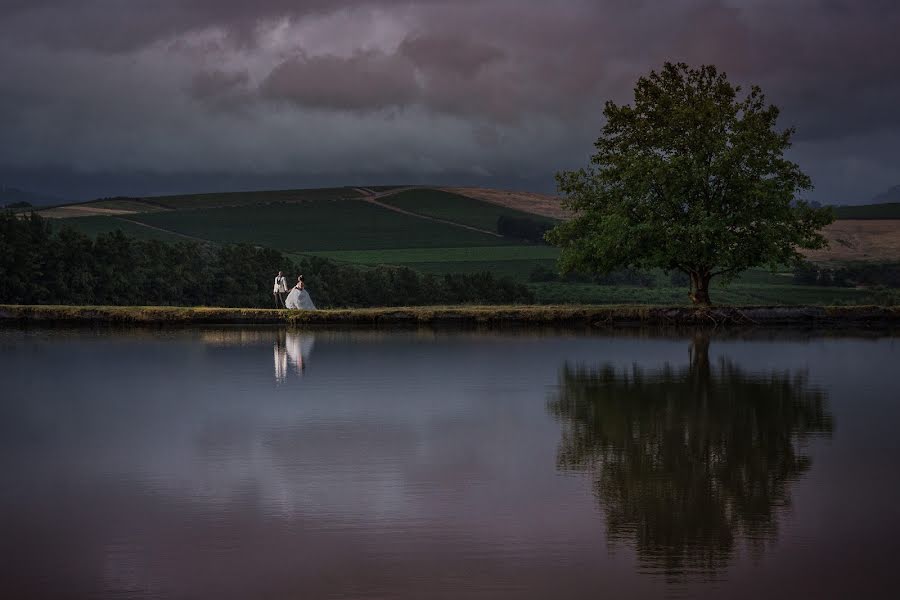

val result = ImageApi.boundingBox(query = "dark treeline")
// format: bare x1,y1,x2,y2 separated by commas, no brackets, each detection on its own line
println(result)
496,215,553,244
3,201,32,209
0,212,533,307
793,261,900,288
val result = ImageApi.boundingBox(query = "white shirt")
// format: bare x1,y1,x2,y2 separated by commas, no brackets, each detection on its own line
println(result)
273,275,287,293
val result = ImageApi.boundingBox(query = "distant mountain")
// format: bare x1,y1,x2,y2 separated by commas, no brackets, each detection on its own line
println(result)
0,186,64,207
872,184,900,204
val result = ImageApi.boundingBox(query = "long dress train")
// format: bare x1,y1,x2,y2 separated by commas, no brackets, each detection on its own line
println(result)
285,286,316,310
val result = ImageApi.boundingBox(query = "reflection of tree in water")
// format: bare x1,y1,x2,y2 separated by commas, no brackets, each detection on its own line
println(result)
547,335,833,581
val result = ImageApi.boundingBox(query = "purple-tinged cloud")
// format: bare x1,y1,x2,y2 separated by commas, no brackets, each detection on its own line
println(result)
0,0,897,201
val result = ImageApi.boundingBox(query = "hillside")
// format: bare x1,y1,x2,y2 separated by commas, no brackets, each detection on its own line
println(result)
33,185,900,306
43,186,557,276
803,220,900,262
443,187,570,219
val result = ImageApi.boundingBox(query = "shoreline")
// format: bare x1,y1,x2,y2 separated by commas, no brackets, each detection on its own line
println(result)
1,304,899,328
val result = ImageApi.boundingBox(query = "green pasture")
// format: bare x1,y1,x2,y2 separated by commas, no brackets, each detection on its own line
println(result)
43,184,898,309
406,259,557,280
128,200,514,251
378,189,557,231
308,245,559,264
141,186,361,210
57,216,196,244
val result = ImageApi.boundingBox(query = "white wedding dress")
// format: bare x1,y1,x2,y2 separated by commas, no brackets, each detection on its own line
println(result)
285,285,316,310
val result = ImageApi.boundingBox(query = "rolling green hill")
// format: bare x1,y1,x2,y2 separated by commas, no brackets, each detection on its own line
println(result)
144,186,361,209
40,185,900,306
127,199,514,251
378,188,555,231
58,216,196,243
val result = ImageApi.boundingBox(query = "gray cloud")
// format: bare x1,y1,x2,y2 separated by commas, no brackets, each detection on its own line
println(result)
0,0,898,201
261,52,419,111
189,69,250,99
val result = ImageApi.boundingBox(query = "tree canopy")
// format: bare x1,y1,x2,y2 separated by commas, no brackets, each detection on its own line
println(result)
547,62,834,304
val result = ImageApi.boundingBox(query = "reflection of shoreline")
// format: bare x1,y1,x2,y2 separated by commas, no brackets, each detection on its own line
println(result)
274,332,315,382
548,335,833,583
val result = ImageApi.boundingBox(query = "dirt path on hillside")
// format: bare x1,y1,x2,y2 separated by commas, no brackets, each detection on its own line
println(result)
353,187,504,238
113,217,215,243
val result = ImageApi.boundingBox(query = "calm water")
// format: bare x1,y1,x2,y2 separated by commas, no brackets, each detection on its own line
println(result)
1,327,898,599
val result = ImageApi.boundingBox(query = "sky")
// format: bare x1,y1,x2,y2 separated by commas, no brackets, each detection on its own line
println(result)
1,0,898,202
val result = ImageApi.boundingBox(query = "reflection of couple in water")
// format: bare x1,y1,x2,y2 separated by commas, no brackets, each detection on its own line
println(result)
273,272,316,310
274,332,316,382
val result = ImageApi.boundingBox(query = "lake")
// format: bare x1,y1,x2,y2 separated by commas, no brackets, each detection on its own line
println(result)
1,327,898,599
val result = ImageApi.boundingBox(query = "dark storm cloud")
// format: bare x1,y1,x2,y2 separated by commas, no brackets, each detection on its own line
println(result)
261,52,419,111
397,35,505,78
0,0,463,52
0,0,898,201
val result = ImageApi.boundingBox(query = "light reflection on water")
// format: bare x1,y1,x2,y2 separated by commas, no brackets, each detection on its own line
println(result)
274,332,316,382
0,327,897,599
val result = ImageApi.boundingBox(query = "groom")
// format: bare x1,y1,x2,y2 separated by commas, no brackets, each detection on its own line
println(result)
273,271,288,308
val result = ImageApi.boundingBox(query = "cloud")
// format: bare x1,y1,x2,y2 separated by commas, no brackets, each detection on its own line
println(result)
0,0,898,201
261,51,419,111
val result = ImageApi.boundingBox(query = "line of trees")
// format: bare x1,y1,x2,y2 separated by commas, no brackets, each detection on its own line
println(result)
0,212,533,307
2,201,32,209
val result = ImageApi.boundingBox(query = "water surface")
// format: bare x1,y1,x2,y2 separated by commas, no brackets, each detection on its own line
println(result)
1,327,898,599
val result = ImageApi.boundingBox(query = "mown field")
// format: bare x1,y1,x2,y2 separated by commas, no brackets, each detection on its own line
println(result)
43,186,900,306
58,216,194,243
127,199,514,251
378,188,555,231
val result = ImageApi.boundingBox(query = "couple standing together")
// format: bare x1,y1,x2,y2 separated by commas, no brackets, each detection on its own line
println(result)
273,272,316,310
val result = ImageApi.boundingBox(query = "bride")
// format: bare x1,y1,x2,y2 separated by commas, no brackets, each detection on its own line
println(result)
284,275,316,310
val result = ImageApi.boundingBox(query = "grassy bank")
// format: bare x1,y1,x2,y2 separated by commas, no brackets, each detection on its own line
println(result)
2,304,899,328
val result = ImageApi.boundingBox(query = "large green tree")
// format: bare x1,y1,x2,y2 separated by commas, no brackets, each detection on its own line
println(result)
547,62,834,304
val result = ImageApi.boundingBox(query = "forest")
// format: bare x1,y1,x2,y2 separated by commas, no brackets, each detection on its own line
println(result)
0,212,533,308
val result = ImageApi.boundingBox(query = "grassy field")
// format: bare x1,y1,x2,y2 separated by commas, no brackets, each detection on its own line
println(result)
126,200,515,251
142,187,361,209
379,189,556,231
57,216,198,243
308,245,559,264
305,246,560,280
34,185,900,307
404,259,557,280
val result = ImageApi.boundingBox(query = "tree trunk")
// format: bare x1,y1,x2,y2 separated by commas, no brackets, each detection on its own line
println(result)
688,271,712,305
689,333,711,403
